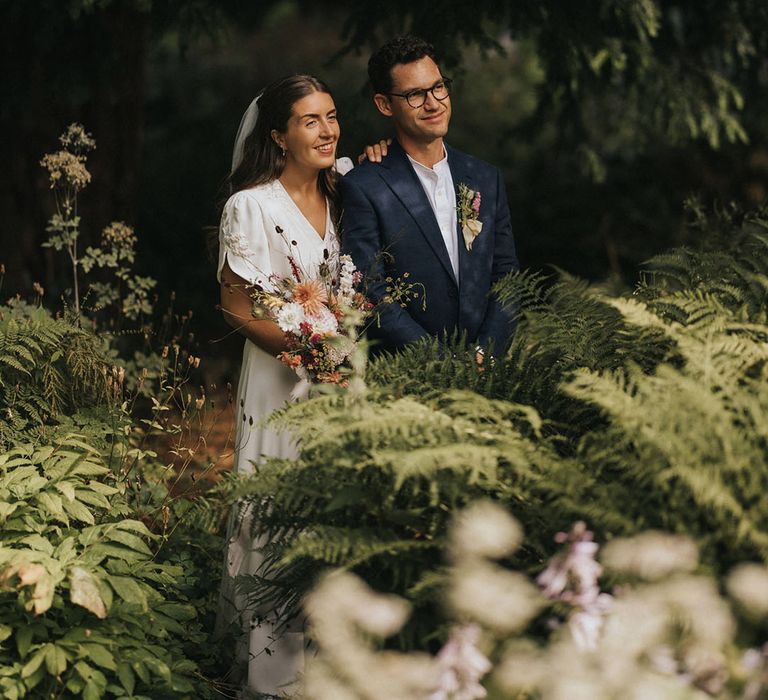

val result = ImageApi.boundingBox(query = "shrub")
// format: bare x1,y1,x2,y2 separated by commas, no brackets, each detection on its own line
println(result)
218,205,768,651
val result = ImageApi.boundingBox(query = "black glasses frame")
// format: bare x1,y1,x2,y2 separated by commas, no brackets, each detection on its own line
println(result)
388,78,453,108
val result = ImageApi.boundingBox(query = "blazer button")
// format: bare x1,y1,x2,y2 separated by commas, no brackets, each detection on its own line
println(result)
447,288,458,300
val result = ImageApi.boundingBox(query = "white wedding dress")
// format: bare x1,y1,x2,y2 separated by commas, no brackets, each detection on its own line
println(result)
216,163,351,697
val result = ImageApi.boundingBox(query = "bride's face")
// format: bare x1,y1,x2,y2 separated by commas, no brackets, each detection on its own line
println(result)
276,90,340,172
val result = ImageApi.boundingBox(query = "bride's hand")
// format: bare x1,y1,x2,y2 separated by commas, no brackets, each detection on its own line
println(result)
358,138,392,164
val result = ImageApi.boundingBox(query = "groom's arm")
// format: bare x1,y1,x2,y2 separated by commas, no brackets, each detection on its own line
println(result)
340,174,430,349
477,168,519,350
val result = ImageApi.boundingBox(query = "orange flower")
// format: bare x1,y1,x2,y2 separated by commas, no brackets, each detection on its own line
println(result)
293,279,328,316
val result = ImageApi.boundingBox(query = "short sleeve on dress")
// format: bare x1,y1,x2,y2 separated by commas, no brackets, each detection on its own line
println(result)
217,191,272,285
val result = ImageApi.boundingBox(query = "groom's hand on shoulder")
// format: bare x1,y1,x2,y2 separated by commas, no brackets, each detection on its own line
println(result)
357,138,392,165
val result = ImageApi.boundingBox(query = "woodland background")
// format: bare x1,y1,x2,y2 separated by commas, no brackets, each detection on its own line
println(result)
3,2,768,698
3,0,768,375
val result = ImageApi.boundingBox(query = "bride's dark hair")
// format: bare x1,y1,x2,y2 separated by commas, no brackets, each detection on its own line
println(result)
223,74,341,227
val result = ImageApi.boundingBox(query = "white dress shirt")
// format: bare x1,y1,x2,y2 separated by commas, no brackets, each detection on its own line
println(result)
407,149,459,282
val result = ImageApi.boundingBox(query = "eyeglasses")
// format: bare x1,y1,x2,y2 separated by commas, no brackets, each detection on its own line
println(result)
388,79,453,108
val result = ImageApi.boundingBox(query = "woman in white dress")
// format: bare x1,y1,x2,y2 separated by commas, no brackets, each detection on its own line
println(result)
216,75,352,697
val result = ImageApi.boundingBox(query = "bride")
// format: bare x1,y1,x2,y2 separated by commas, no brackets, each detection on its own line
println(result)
215,75,353,696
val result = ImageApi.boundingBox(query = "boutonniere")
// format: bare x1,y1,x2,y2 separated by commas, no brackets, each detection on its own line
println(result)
457,183,483,251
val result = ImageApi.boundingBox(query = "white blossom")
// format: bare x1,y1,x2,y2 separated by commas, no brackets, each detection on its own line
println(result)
601,531,698,581
307,305,338,335
338,254,357,302
727,564,768,618
450,500,522,561
276,301,306,333
449,562,543,634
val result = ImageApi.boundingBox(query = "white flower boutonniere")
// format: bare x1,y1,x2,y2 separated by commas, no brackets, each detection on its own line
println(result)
457,183,483,251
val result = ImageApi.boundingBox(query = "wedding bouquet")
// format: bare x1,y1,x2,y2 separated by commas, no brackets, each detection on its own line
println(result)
251,253,371,385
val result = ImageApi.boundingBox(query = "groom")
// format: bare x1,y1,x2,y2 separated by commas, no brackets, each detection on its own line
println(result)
340,35,519,356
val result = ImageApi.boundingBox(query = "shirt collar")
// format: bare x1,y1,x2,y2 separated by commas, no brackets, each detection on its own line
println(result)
406,146,449,176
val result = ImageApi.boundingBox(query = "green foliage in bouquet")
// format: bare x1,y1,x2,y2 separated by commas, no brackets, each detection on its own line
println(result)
218,204,768,650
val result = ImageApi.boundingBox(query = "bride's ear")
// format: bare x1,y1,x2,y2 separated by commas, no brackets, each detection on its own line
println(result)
373,94,393,117
270,129,286,152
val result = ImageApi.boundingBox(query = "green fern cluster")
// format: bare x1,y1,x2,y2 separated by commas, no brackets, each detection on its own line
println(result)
0,303,110,447
219,206,768,651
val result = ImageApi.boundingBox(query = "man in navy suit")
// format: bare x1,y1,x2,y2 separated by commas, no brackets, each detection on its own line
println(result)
340,35,519,356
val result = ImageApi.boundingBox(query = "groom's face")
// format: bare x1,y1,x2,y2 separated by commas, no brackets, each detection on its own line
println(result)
377,56,451,144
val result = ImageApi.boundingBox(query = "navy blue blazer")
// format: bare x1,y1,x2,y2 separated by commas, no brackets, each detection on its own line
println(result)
339,140,518,355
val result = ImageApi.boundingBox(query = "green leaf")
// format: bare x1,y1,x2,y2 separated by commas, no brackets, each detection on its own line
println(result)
66,675,86,693
57,437,101,453
74,488,111,509
21,647,45,679
106,529,153,556
69,567,107,619
82,679,103,700
19,534,54,555
115,519,155,538
54,481,76,501
82,643,116,671
31,446,54,463
88,543,146,564
37,491,65,519
87,481,119,497
0,624,12,642
15,626,33,658
21,664,44,692
54,536,78,562
108,575,148,610
143,655,171,683
74,660,94,680
0,502,19,521
44,643,67,676
155,602,196,621
63,498,96,525
116,661,135,695
132,660,150,684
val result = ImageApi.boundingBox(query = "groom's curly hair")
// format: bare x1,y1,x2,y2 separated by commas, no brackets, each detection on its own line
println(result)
368,35,439,94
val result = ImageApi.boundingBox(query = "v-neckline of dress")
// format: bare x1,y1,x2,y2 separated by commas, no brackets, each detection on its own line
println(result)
275,179,329,242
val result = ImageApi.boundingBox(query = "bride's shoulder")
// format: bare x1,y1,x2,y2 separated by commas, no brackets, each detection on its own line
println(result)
224,181,282,210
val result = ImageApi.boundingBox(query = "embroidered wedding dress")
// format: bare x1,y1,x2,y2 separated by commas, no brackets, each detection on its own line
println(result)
215,163,350,696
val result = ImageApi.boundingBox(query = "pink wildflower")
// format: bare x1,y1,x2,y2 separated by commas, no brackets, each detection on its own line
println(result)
471,191,481,217
537,522,612,651
430,624,491,700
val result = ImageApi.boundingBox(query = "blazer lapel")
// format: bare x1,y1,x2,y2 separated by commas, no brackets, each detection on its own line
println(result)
447,145,475,289
378,141,457,284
